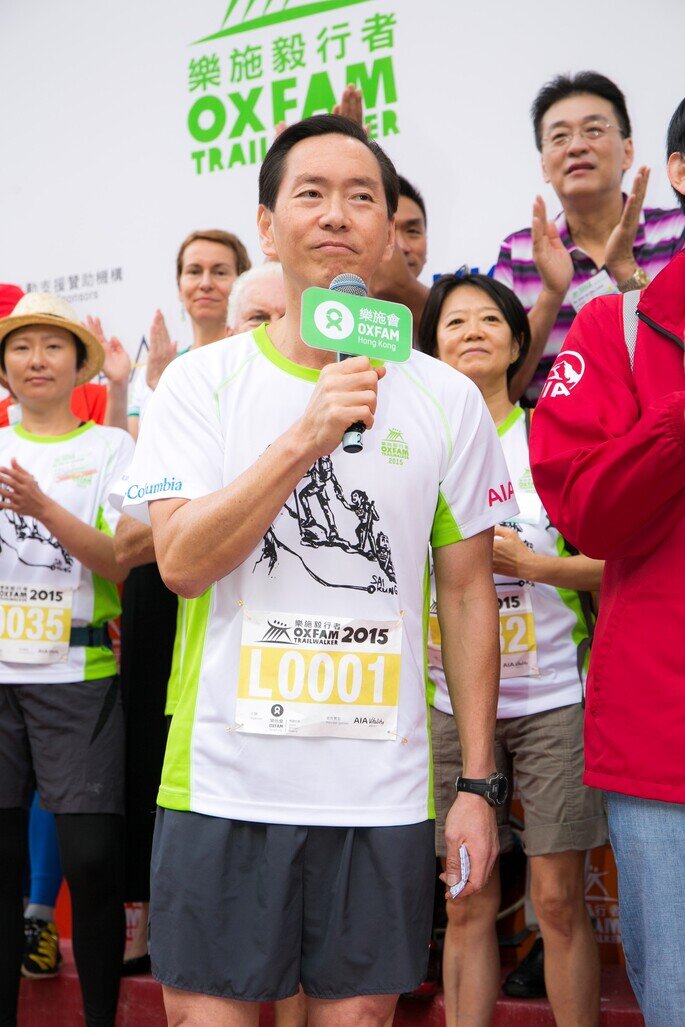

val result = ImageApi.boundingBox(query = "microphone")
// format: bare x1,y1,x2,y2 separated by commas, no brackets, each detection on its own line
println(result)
329,273,368,454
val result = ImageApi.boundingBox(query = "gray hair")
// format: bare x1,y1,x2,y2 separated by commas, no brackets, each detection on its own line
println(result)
228,262,284,329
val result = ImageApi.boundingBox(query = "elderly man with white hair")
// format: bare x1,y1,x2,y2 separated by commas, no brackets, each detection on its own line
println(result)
228,262,286,334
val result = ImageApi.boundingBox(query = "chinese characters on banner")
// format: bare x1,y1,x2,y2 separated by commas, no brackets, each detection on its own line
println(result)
186,5,399,176
25,268,124,305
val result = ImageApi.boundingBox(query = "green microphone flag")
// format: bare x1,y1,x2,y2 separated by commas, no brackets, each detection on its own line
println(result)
300,286,413,363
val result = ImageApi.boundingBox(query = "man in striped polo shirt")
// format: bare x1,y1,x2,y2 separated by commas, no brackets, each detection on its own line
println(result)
495,71,685,401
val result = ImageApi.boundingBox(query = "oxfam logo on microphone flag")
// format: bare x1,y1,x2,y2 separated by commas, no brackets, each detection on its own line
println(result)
301,287,412,362
314,299,355,340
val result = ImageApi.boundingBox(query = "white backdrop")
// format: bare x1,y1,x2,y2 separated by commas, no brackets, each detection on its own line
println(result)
1,0,684,361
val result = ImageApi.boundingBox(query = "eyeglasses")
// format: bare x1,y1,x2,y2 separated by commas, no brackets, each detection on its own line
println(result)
542,120,625,151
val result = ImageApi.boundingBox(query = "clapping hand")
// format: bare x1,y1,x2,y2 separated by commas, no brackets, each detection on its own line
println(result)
86,316,131,386
146,310,177,391
275,85,366,137
531,195,574,299
0,460,48,519
604,166,650,285
333,85,365,130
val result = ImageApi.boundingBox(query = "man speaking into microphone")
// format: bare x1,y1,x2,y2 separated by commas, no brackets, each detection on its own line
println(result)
118,115,516,1026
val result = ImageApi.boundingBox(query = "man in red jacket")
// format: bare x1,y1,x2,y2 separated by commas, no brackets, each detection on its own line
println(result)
530,99,685,1027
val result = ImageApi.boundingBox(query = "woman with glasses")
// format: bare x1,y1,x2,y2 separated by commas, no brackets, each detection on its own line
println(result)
419,273,607,1027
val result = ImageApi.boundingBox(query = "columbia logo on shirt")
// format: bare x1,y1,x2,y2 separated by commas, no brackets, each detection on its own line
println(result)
125,476,183,499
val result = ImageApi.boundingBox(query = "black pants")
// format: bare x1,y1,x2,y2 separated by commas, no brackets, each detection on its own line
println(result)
120,563,177,901
0,808,124,1027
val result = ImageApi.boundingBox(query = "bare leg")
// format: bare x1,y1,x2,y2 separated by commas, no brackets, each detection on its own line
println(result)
308,993,397,1026
163,985,259,1026
275,988,308,1027
124,900,149,960
530,851,600,1027
441,858,500,1027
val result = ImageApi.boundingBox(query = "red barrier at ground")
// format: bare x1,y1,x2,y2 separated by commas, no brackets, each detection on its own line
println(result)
17,944,644,1027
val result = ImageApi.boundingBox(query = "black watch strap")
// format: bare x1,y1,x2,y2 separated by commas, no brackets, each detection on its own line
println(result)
456,772,508,807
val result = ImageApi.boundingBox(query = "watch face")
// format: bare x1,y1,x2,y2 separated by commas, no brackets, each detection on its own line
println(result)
490,773,509,806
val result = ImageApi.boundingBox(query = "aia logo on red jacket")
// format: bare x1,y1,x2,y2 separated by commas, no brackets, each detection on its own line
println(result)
541,350,586,399
488,481,514,507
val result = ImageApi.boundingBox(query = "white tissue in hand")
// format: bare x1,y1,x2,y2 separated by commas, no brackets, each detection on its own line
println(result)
449,844,471,899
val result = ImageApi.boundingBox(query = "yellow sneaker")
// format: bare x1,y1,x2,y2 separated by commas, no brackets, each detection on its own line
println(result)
21,917,62,979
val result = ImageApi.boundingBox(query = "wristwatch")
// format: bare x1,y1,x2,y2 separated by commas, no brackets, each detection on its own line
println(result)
456,772,509,808
618,266,649,293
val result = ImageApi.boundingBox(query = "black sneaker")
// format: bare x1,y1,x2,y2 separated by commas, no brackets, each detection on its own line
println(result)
21,917,62,979
503,936,546,998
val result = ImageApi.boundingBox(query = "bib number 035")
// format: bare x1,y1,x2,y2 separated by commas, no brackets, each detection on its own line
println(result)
0,583,72,664
236,610,402,740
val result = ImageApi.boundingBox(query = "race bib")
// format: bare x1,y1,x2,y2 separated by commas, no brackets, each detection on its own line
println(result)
0,583,72,663
236,609,402,740
498,585,538,678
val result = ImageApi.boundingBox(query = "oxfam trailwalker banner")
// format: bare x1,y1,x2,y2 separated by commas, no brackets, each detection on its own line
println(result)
0,0,682,375
187,1,400,175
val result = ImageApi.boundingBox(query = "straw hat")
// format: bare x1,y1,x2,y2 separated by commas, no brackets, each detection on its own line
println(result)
0,293,105,388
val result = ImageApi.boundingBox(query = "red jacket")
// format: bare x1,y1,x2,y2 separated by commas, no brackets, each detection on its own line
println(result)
530,250,685,803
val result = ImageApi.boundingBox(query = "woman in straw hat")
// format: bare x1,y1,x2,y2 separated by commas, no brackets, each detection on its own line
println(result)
0,285,132,432
0,293,133,1027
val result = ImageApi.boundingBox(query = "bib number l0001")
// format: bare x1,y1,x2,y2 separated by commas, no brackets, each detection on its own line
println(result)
0,584,72,663
236,610,402,740
498,585,538,678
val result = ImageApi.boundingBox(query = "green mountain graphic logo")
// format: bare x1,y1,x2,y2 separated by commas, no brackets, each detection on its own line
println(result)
196,0,372,44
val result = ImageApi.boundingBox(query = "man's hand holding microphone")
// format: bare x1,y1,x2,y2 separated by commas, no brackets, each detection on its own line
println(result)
294,356,385,463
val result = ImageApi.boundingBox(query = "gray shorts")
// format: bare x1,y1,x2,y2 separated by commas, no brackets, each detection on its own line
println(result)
431,702,607,857
0,677,125,814
150,808,435,1002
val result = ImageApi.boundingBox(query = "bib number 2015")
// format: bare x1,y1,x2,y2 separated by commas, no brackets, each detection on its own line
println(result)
236,611,402,740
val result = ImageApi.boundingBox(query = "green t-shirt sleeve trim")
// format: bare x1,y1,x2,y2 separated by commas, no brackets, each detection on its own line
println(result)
431,489,464,548
84,505,120,680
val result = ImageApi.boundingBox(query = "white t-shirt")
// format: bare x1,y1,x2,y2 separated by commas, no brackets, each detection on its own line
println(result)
429,405,590,719
117,325,517,827
128,349,191,421
128,352,190,716
0,421,134,683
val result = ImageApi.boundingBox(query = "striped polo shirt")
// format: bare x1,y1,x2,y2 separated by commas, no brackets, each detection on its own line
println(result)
493,201,685,399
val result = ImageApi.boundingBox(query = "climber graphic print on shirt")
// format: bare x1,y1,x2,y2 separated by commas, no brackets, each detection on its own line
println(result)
0,510,74,573
254,454,396,595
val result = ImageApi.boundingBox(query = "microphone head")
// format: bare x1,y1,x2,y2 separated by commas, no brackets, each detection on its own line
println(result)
329,273,368,297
